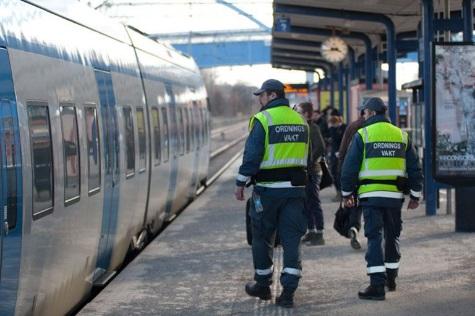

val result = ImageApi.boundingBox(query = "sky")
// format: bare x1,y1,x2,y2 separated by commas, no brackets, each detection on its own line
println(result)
209,65,316,87
83,0,274,35
79,0,418,88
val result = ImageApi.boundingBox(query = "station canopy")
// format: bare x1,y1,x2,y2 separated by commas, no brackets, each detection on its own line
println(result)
271,0,463,72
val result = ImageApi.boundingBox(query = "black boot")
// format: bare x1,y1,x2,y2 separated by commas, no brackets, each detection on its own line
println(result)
358,285,385,300
348,227,361,250
275,288,294,308
386,269,398,291
308,231,325,246
301,231,316,242
245,282,271,300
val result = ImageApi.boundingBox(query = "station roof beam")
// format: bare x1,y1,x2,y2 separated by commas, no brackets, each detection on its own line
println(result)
274,2,398,124
272,25,374,90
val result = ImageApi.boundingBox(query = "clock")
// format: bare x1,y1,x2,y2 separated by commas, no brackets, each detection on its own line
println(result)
321,36,348,63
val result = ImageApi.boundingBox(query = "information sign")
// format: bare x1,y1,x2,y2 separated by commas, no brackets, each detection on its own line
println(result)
432,43,475,184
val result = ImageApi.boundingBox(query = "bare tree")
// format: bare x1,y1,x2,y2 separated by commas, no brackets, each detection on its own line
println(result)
201,69,258,118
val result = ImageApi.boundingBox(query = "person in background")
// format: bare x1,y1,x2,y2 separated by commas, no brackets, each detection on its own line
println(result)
337,109,366,250
328,110,346,201
340,97,422,300
296,102,326,246
235,79,309,308
312,109,329,142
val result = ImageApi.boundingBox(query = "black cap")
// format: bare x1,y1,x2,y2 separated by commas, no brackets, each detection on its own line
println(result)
253,79,285,96
330,108,341,116
359,97,387,112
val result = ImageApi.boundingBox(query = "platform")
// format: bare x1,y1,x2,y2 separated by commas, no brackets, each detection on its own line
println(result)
79,159,475,316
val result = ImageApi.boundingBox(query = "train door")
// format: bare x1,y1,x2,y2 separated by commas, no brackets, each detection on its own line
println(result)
94,70,120,276
189,102,200,192
164,84,178,215
0,47,23,315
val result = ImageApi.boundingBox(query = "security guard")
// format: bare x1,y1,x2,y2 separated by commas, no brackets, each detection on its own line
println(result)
234,79,309,308
340,97,423,300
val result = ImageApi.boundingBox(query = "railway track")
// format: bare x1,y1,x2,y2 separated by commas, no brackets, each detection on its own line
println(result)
76,119,248,314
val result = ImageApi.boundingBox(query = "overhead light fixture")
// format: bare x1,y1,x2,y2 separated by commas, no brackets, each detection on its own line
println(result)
321,36,348,63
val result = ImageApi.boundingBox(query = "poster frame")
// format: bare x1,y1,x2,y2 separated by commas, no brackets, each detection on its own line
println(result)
431,41,475,185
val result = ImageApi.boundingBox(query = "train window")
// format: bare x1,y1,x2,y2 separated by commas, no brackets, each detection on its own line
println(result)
199,108,206,145
181,108,187,154
180,108,186,153
161,107,169,162
60,105,80,204
194,107,202,147
27,104,54,219
151,107,161,165
176,108,184,156
204,109,209,144
190,101,200,149
85,107,101,194
201,109,206,145
201,109,209,144
187,108,193,151
136,108,146,172
182,108,190,153
205,109,209,144
123,107,135,177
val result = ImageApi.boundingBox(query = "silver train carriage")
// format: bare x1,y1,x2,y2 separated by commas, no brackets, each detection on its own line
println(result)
0,1,210,315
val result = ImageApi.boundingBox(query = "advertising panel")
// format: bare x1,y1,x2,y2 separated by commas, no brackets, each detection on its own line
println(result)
433,43,475,184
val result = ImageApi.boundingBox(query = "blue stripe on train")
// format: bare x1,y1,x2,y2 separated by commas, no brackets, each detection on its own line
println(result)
94,70,121,272
0,48,23,316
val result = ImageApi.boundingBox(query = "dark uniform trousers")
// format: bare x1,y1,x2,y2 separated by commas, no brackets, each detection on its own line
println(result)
250,188,307,291
349,205,363,232
362,205,402,286
304,170,324,231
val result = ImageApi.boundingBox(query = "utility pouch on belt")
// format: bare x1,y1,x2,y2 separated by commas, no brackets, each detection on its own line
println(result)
359,176,409,194
290,169,307,186
396,176,409,194
255,167,307,186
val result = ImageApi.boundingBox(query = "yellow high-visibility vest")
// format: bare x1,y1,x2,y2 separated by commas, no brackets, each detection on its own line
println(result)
357,121,408,199
250,105,309,187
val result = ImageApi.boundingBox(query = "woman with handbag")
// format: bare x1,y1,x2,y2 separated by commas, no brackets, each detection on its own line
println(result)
295,102,326,246
328,111,347,201
337,109,366,250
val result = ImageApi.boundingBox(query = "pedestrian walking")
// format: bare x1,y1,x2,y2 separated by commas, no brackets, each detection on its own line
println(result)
340,97,423,300
234,79,309,308
337,109,366,250
295,102,326,246
313,109,329,142
328,112,346,201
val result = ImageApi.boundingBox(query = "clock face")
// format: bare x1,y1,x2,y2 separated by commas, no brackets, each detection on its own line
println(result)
321,36,348,63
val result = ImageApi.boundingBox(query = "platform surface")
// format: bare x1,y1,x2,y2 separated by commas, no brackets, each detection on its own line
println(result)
80,159,475,316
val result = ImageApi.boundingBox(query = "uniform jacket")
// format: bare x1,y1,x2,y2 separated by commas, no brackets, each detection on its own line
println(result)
314,116,329,141
307,120,325,173
329,123,347,155
338,116,365,167
340,115,423,208
236,98,306,197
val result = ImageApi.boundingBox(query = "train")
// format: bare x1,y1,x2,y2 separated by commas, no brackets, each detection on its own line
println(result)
0,1,210,315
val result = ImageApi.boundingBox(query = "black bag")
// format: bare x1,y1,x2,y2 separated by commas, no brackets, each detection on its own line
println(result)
319,159,333,190
245,198,280,247
333,203,351,238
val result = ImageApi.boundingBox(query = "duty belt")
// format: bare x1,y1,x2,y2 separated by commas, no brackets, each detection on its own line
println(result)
359,177,409,194
254,167,307,186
